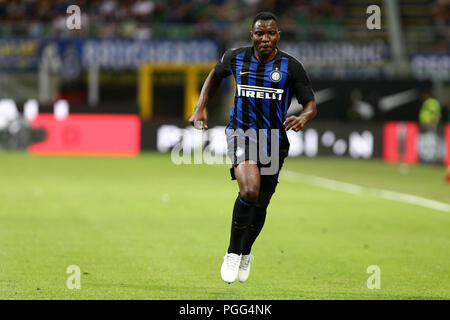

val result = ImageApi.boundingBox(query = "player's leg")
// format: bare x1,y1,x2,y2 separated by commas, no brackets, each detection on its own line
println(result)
221,160,260,283
237,156,284,282
241,188,275,255
236,179,277,282
227,160,261,254
241,148,283,254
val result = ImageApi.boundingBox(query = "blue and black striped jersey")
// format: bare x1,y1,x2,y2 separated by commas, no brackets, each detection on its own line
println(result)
215,46,315,154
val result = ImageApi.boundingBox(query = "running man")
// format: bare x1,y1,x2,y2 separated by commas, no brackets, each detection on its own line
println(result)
189,12,317,283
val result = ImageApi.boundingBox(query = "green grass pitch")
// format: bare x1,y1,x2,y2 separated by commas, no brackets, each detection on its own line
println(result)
0,152,449,299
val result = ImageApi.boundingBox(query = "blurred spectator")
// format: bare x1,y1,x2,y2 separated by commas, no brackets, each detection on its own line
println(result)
419,91,441,130
99,0,118,22
131,0,156,21
0,0,344,41
431,0,450,52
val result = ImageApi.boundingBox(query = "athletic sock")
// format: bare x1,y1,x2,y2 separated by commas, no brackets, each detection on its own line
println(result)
241,204,268,255
227,194,257,254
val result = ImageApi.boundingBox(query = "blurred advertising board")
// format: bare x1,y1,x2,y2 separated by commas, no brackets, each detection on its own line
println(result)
0,39,40,71
145,121,449,166
81,39,218,69
24,118,450,165
144,121,383,160
2,39,218,71
411,54,450,81
28,114,140,156
282,41,390,79
383,122,448,165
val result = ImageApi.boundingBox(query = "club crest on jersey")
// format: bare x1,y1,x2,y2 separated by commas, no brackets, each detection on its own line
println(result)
270,70,282,82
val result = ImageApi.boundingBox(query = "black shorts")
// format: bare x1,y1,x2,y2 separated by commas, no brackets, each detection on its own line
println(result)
227,133,287,195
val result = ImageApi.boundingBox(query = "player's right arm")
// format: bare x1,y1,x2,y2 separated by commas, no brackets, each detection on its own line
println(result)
189,69,223,129
189,50,234,129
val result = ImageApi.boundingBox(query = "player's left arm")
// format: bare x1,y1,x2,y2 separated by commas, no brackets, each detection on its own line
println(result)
284,60,317,132
284,100,316,132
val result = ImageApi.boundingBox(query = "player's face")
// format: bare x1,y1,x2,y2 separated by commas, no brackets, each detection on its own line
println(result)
251,20,280,58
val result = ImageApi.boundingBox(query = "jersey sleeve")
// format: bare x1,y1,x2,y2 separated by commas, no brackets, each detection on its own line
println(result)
291,60,315,106
214,49,233,78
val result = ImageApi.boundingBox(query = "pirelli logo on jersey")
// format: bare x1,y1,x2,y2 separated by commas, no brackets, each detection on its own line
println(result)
237,84,284,101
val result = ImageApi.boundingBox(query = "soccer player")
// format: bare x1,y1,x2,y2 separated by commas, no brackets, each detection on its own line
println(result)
189,12,317,283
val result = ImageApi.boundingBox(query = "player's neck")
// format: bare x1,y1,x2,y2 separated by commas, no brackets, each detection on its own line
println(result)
253,47,278,63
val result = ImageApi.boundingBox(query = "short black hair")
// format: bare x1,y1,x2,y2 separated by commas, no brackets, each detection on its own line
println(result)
252,12,279,28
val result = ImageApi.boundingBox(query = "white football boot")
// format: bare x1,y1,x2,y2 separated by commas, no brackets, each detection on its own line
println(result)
237,254,254,282
220,253,241,283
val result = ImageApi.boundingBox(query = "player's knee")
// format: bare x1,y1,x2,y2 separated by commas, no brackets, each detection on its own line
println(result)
240,186,259,202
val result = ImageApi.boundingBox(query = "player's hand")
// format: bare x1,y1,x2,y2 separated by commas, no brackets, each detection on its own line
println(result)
283,115,307,132
189,107,208,130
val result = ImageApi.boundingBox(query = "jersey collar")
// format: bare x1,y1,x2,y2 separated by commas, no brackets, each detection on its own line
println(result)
251,46,280,63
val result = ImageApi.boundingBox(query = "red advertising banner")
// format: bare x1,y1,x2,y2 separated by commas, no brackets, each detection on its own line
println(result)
29,114,141,156
383,122,419,165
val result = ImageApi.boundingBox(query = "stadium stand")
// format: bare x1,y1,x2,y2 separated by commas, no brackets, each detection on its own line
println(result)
401,0,449,53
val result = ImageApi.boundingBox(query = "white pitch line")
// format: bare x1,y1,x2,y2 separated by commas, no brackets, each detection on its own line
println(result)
281,170,450,213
